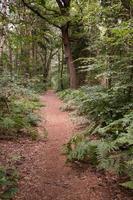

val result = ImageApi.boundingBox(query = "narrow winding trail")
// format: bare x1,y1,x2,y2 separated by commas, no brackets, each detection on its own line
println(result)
12,91,132,200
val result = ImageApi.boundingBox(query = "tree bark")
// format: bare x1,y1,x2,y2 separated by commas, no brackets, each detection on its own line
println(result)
0,0,8,67
40,48,53,83
58,47,64,90
9,44,13,75
61,24,77,89
21,0,78,89
60,44,64,90
56,0,77,89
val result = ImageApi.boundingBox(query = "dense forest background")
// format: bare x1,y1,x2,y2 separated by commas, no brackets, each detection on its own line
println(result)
0,0,133,198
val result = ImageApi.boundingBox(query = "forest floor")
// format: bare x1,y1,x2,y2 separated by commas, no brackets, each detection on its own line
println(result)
0,91,132,200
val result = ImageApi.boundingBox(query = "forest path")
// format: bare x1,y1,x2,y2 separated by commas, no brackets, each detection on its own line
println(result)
12,90,130,200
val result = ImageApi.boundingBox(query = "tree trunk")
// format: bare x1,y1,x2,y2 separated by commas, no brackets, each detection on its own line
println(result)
0,0,8,67
121,0,133,13
9,45,13,76
61,24,77,89
45,49,52,82
41,48,53,83
58,47,64,90
60,44,64,90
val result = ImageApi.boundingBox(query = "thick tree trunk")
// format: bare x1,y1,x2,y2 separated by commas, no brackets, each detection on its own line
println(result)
61,24,77,89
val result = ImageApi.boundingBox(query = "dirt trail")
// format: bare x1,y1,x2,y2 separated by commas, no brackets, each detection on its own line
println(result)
0,91,132,200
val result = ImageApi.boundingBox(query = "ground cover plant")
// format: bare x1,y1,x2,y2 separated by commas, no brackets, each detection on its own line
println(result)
59,87,133,189
0,166,19,199
0,72,42,199
0,71,42,140
0,0,133,198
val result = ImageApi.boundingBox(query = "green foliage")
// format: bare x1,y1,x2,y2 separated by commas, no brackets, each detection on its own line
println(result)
121,181,133,190
50,65,69,91
64,135,98,164
0,72,41,139
58,3,133,189
26,76,46,93
0,167,19,199
1,0,133,194
59,85,133,123
61,87,133,188
59,3,133,191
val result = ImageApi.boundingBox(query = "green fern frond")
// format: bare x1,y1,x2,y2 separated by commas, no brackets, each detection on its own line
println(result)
120,181,133,190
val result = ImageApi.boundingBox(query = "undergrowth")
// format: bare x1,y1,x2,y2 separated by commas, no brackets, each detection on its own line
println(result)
59,87,133,190
0,166,19,199
0,72,44,199
0,71,42,140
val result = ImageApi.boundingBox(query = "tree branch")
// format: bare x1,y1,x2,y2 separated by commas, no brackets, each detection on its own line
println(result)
21,0,61,29
56,0,64,9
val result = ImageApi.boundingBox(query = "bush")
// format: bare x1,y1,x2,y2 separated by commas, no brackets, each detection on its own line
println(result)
0,72,42,139
0,166,19,199
26,76,46,93
59,88,133,189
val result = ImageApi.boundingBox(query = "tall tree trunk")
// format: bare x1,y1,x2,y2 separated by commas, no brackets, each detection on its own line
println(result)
15,48,19,74
58,47,64,90
45,49,53,82
9,45,13,75
61,24,77,89
60,44,64,90
22,0,78,88
41,48,53,84
121,0,133,14
0,0,8,68
56,0,77,89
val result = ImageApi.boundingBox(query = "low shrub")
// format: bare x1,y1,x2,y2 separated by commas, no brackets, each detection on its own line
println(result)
0,166,19,199
0,72,42,139
59,87,133,189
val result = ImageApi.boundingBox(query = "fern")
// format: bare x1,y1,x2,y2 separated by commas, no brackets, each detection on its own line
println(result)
0,117,15,129
120,181,133,190
0,167,19,199
0,72,41,139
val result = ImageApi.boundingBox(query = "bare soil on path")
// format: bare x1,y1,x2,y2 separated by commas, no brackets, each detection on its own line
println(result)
0,91,132,200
